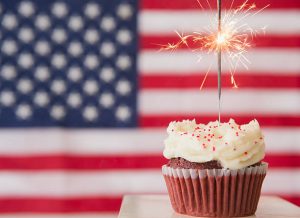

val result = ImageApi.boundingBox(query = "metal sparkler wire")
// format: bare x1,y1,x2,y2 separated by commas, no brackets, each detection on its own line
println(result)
217,0,222,124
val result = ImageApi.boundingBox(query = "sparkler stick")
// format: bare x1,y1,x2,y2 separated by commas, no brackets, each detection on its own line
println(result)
217,0,222,124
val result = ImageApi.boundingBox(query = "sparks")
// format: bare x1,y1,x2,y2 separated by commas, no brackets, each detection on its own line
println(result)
161,0,269,89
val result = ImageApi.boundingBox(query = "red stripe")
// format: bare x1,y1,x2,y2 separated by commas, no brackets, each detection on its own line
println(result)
140,35,300,49
281,196,300,207
264,154,300,168
0,154,298,170
141,0,300,10
0,195,298,212
0,155,165,170
0,197,121,213
140,115,300,127
140,74,300,89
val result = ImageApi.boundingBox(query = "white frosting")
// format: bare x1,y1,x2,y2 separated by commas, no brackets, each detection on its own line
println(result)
163,119,265,170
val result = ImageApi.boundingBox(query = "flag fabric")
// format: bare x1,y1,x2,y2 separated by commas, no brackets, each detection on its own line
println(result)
0,0,299,217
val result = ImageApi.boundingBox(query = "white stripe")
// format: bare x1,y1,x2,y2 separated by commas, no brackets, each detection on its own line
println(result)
140,10,300,34
263,128,300,153
0,129,164,155
0,169,298,196
139,49,300,74
139,89,300,114
0,128,299,155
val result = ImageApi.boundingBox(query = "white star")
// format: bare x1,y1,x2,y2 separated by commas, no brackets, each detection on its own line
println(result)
17,78,33,94
83,80,99,95
18,52,34,69
84,54,99,70
1,39,18,55
51,79,66,95
1,65,17,80
50,105,65,120
99,67,115,83
52,28,67,44
18,1,35,17
67,92,82,108
83,106,99,121
117,29,132,45
35,40,51,56
35,66,50,82
35,14,51,31
2,13,18,30
68,15,83,31
116,55,132,70
117,3,133,20
115,105,131,121
16,104,32,120
0,90,15,107
51,53,67,69
18,27,34,43
68,41,83,57
100,41,115,58
52,2,68,18
100,16,116,32
99,92,115,108
67,66,82,82
84,3,101,19
34,91,49,107
84,29,99,44
116,79,132,96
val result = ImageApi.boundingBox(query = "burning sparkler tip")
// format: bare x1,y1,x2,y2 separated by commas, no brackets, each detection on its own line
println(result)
160,0,268,91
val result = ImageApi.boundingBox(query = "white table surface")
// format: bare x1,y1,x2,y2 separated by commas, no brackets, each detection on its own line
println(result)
118,195,300,218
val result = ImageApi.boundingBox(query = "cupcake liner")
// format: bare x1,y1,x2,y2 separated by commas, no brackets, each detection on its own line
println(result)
162,163,268,217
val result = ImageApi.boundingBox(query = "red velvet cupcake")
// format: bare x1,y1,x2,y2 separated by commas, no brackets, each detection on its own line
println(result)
162,119,268,217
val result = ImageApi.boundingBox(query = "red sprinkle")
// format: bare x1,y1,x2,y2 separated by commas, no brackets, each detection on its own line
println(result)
236,132,239,136
207,139,211,142
218,136,223,139
254,141,258,144
202,143,207,149
192,134,194,136
213,146,216,151
196,135,200,138
225,142,228,145
259,137,263,140
244,152,248,155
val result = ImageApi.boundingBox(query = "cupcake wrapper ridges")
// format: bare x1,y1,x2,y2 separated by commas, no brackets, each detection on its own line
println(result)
162,162,268,217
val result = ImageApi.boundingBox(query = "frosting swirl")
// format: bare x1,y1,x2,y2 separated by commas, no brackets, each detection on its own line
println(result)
163,119,265,170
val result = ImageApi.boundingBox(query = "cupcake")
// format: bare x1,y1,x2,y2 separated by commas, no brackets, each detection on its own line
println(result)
162,119,268,217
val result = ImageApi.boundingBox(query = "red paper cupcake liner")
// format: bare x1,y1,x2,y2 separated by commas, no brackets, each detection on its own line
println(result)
162,163,268,217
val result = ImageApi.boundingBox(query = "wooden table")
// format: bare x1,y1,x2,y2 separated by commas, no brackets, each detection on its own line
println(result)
118,195,300,218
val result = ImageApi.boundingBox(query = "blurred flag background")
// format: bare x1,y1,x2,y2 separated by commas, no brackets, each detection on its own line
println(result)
0,0,299,217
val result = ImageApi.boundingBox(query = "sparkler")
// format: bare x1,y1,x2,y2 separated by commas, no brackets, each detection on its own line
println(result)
160,0,268,124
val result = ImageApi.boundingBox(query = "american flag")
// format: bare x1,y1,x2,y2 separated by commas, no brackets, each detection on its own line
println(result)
0,0,299,217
